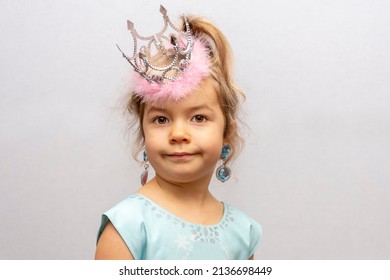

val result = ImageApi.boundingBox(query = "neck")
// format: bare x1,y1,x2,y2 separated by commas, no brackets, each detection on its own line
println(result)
157,175,212,202
137,174,224,225
138,173,215,207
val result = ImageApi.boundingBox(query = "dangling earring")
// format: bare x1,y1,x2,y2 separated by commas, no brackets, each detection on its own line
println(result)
141,150,149,186
216,145,232,183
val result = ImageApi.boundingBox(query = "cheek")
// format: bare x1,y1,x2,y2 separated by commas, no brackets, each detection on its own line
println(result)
197,129,224,155
143,131,161,148
143,126,169,155
142,120,157,141
142,123,153,148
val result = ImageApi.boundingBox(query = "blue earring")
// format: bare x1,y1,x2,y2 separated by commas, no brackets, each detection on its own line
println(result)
141,150,149,185
216,145,232,183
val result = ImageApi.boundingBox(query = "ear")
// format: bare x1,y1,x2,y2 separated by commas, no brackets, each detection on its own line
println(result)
223,118,237,145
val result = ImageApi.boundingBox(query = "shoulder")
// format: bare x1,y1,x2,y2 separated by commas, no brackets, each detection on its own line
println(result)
99,194,150,234
224,203,262,254
225,203,261,227
96,194,150,259
105,194,149,216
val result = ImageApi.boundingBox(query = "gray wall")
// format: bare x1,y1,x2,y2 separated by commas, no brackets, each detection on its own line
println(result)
1,0,389,259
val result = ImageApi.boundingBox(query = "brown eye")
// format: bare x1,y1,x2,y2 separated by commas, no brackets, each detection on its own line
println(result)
154,117,168,124
192,115,206,123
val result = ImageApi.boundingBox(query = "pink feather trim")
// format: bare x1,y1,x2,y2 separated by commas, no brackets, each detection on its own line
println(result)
131,38,211,103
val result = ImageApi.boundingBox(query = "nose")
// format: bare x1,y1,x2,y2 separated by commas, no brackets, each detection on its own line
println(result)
169,120,190,144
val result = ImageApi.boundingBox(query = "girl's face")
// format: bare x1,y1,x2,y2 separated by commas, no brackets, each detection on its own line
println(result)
142,78,226,184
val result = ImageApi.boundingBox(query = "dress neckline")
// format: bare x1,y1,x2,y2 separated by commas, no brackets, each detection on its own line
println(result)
132,193,228,228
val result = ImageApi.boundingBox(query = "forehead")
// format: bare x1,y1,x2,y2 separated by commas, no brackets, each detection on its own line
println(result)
144,78,220,112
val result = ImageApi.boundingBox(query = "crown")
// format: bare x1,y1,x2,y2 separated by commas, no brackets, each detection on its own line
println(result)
117,5,194,84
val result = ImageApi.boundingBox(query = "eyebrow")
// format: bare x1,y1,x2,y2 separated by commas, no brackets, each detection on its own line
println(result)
146,104,214,114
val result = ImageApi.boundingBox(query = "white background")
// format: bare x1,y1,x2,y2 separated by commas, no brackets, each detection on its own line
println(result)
1,0,389,259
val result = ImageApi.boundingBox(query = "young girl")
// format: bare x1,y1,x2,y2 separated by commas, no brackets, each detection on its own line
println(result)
95,6,262,260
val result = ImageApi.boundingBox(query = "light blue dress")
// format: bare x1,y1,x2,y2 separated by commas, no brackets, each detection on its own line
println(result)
97,194,262,260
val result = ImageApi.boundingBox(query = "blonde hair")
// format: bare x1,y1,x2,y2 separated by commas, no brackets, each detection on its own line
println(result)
125,16,245,164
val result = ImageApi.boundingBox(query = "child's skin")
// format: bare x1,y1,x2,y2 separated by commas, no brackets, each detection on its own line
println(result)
95,77,255,260
138,77,225,225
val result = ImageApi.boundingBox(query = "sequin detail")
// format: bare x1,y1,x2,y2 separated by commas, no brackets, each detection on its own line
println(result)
135,195,234,244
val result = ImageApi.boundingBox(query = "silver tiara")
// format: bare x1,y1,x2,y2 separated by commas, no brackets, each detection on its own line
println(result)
116,5,193,84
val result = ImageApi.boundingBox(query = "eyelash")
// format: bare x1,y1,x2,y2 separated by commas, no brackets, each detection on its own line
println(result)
191,115,207,123
152,116,168,125
152,115,207,125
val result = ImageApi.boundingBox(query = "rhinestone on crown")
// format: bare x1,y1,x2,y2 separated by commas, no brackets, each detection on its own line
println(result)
116,5,194,84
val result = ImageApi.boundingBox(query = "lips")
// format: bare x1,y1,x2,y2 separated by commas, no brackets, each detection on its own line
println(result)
166,152,196,160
